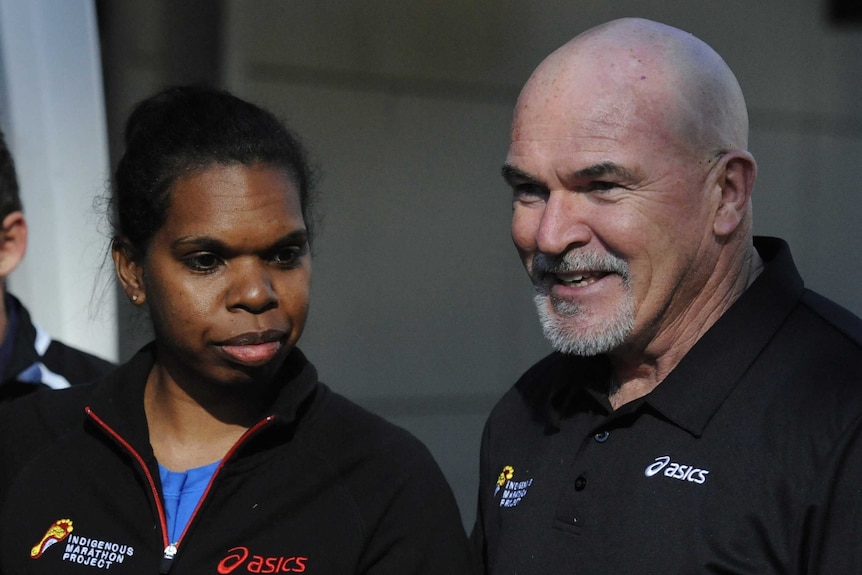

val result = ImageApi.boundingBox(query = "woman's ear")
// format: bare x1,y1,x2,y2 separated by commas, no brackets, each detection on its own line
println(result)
112,237,146,305
712,150,757,238
0,211,27,277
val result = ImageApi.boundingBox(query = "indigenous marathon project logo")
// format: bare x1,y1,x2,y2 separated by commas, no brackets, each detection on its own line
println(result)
30,518,134,570
31,518,74,558
494,465,533,508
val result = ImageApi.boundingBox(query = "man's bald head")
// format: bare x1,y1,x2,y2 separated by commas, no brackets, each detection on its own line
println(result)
514,17,749,156
507,17,761,365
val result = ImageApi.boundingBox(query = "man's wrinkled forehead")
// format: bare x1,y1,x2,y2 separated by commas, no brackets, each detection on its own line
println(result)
510,66,664,151
508,33,683,155
511,89,640,140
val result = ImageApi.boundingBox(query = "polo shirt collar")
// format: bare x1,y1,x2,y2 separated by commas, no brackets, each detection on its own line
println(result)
547,354,614,428
644,237,803,436
546,237,803,436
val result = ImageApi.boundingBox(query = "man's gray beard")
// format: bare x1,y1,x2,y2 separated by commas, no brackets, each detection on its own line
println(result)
529,250,634,357
534,292,635,356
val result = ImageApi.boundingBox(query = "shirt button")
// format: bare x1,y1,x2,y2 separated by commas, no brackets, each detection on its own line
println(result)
574,475,587,491
594,430,610,443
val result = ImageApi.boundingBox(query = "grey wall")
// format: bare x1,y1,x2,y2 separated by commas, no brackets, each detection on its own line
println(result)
98,1,862,527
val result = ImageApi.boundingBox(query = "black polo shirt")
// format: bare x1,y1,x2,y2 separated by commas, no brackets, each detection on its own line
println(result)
473,237,862,574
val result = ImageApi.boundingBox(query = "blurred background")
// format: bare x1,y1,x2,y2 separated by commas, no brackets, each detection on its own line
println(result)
0,0,860,527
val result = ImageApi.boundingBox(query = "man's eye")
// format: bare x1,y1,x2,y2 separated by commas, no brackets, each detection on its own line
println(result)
588,181,619,192
185,253,221,271
513,183,548,201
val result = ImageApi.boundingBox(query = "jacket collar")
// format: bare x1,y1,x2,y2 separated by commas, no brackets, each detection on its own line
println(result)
3,293,37,382
85,343,320,453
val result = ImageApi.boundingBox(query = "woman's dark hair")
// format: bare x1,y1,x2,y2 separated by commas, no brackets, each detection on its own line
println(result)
110,85,315,255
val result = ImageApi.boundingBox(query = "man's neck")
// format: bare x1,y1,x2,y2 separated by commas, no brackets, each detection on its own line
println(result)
606,243,763,410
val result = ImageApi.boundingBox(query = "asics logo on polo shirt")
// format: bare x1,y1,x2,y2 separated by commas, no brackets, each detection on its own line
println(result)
644,455,710,484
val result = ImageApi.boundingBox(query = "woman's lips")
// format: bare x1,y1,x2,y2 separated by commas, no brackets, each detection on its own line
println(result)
218,329,286,366
220,341,282,366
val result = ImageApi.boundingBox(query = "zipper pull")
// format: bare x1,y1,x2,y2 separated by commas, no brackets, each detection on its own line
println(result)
159,543,178,574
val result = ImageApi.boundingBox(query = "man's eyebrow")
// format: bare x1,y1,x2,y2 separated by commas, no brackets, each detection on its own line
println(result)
571,161,637,181
501,164,540,185
502,161,637,187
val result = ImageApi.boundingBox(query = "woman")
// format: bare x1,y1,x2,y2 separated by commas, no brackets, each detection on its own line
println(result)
0,86,475,574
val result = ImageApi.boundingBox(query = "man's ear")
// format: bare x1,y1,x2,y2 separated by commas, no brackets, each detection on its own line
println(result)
0,211,27,277
111,237,147,305
712,150,757,238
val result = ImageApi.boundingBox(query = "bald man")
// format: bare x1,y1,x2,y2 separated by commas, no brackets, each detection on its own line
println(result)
473,18,862,574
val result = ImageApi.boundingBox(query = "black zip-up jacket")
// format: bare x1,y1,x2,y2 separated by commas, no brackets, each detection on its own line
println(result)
0,344,475,574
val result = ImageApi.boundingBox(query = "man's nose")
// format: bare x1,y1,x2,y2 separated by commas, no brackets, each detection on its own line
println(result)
535,191,594,256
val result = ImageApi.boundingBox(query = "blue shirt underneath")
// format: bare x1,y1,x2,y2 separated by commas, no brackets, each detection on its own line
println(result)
159,460,221,544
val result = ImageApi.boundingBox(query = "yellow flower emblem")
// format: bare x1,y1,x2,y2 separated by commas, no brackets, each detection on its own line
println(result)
496,465,514,487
